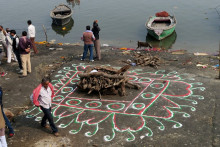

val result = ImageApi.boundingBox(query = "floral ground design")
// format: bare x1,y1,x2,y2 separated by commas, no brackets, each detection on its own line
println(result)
25,63,205,142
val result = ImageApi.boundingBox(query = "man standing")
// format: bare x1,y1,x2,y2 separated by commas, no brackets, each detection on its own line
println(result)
27,20,38,54
92,20,101,60
32,77,59,136
81,25,95,62
18,31,32,78
0,86,15,138
10,30,22,73
6,29,17,63
0,25,7,57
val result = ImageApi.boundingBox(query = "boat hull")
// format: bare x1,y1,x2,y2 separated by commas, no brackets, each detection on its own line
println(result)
147,26,175,40
52,17,71,26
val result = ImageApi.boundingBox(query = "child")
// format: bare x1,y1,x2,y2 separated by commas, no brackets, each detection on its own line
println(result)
0,105,7,147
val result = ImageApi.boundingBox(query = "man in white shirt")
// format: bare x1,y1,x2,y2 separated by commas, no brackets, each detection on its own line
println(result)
27,20,38,54
0,25,7,57
5,28,17,63
38,77,59,136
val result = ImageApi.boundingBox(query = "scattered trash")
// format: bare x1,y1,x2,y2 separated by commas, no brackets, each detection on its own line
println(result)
122,50,130,55
38,41,47,45
49,48,55,50
194,52,209,56
5,78,10,80
196,64,208,68
170,50,187,55
131,63,136,66
48,64,53,67
213,64,219,68
0,72,7,77
56,48,63,51
120,47,127,50
50,39,56,42
102,44,109,47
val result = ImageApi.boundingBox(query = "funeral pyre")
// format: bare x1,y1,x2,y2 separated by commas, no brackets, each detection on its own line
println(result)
77,65,141,99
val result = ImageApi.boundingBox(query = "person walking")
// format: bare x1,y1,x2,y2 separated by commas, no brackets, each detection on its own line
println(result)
32,77,59,136
0,26,7,58
5,29,17,63
92,20,101,60
0,86,15,139
10,30,22,74
81,25,95,62
18,31,32,78
27,20,38,54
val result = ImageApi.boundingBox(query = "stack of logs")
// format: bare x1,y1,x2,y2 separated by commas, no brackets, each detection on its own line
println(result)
77,65,141,99
124,52,160,68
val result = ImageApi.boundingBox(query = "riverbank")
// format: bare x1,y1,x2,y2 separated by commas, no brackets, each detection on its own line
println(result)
0,44,220,147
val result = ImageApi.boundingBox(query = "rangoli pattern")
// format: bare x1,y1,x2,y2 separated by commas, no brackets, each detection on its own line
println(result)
25,63,205,141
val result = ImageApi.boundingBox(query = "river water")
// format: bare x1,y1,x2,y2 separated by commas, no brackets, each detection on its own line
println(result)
1,0,220,52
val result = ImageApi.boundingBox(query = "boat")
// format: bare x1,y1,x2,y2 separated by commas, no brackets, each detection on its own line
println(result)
145,13,177,40
50,4,73,26
146,31,177,50
51,18,74,36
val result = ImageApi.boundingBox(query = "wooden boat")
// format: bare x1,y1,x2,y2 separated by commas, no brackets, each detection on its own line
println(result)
51,18,74,36
50,4,73,26
146,31,177,50
145,15,177,40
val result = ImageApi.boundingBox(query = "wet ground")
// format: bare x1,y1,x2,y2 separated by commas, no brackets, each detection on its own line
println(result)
0,44,220,147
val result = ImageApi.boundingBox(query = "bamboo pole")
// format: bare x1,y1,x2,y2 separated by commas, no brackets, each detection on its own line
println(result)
42,25,48,43
219,41,220,79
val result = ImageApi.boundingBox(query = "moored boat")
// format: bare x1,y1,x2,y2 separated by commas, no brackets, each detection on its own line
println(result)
50,4,73,26
145,12,177,40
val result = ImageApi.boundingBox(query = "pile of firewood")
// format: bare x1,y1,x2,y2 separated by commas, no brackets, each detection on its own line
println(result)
133,53,160,67
124,52,160,68
77,65,141,99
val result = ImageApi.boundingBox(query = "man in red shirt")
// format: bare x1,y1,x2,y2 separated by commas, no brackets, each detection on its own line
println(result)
81,26,95,62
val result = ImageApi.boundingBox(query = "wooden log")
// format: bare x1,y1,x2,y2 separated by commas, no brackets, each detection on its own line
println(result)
126,82,141,90
78,72,125,79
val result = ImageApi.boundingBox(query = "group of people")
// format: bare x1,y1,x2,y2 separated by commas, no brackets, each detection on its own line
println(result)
81,20,101,61
0,20,101,146
0,20,38,78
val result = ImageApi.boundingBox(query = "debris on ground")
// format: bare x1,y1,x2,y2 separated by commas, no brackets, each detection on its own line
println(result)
123,52,160,68
77,65,141,99
170,50,187,55
56,48,63,51
194,52,209,56
102,44,110,47
196,64,208,68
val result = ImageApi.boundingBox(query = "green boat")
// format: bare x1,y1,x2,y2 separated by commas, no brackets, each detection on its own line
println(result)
145,15,177,40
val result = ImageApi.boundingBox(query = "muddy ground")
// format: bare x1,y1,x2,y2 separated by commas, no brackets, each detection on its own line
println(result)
0,44,220,147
